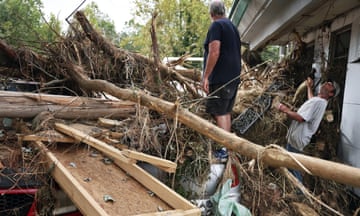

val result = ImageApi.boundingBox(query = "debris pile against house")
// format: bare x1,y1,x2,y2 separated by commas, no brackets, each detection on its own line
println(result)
0,11,359,216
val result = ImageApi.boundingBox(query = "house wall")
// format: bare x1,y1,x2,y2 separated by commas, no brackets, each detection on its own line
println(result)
338,11,360,196
339,63,360,195
303,7,360,195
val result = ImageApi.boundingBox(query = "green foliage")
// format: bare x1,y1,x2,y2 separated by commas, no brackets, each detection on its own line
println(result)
260,45,280,62
0,0,118,49
0,0,43,47
0,0,61,49
83,2,120,45
0,0,235,62
120,0,214,59
39,13,62,43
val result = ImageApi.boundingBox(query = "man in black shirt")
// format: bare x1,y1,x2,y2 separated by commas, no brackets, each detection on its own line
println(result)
202,0,241,160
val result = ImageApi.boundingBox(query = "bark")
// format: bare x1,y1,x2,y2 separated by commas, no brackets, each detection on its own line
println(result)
0,39,53,81
63,63,360,188
0,90,135,119
0,39,17,65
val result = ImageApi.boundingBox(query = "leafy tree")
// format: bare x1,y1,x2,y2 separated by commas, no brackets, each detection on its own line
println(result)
39,13,62,43
83,2,120,45
0,0,62,49
260,45,280,62
120,0,233,60
0,0,117,48
0,0,44,47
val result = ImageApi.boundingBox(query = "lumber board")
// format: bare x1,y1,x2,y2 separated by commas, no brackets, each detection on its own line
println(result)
121,149,177,173
55,123,133,164
61,123,176,172
69,123,109,138
21,130,75,143
134,209,201,216
54,122,199,213
33,141,109,216
117,162,199,211
98,117,128,128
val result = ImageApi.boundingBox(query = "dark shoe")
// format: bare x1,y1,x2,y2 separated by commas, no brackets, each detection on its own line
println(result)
213,148,228,163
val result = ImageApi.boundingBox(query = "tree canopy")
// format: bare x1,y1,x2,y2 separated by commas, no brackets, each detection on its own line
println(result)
0,0,61,49
82,2,120,45
119,0,233,60
1,0,234,63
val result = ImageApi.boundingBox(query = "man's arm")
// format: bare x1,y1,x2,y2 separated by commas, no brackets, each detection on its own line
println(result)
307,77,314,99
202,40,220,94
277,103,305,122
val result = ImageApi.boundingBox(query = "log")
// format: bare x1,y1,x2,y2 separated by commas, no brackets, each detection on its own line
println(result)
0,90,135,119
0,39,17,66
63,63,360,188
0,39,48,79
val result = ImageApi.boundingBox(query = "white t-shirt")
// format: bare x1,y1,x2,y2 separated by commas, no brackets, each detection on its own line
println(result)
286,97,328,151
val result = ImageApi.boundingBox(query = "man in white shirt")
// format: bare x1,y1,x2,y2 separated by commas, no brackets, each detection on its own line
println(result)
277,77,337,182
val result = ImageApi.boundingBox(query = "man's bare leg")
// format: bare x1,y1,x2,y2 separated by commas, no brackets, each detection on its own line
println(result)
214,113,231,132
213,113,231,161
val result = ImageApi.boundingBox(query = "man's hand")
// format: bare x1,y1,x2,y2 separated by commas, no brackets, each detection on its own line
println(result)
306,77,314,98
202,78,209,94
277,103,289,113
306,77,314,88
277,102,305,122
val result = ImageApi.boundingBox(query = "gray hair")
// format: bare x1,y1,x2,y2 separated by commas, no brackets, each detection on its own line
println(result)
209,0,226,16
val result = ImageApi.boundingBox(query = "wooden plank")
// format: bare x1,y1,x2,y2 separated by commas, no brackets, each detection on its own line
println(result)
55,123,133,164
115,162,199,212
98,117,128,128
21,134,75,143
108,131,124,139
121,149,177,173
54,122,199,213
59,123,175,172
134,209,201,216
33,141,109,216
70,123,109,138
21,130,75,143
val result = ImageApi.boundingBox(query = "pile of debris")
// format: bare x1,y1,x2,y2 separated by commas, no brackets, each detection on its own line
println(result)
0,10,359,216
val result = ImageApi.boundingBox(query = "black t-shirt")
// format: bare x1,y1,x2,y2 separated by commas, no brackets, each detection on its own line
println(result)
203,18,241,85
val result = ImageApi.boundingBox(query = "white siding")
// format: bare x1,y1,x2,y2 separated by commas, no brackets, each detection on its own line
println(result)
339,63,360,196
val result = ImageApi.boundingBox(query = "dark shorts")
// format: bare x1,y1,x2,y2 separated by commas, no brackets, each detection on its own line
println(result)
206,82,238,116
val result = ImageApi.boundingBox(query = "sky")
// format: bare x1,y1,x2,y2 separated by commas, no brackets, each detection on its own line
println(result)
41,0,134,32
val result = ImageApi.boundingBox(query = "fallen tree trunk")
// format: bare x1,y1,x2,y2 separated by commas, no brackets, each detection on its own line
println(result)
63,63,360,188
0,39,17,66
0,90,135,119
0,39,49,80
